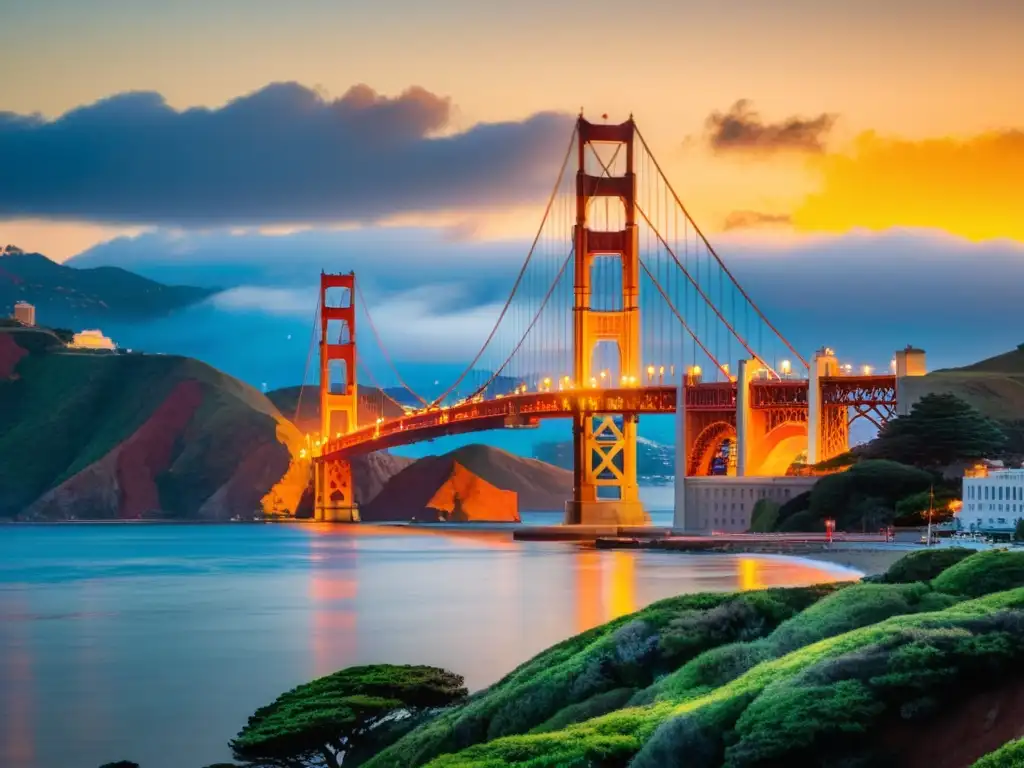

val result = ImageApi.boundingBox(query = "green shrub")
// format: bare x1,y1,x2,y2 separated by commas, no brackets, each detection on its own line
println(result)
645,640,775,703
878,547,977,584
748,499,780,533
629,713,720,768
768,581,958,654
973,736,1024,767
807,460,934,530
932,550,1024,597
530,688,635,733
364,586,837,768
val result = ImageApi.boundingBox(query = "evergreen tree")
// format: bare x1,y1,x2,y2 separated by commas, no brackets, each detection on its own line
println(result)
231,665,466,767
871,393,1006,469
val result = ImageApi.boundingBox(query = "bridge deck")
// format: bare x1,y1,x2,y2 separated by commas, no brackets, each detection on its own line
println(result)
318,375,896,460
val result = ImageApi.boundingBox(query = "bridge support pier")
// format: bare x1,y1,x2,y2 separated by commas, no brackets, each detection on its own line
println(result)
673,369,688,530
735,359,755,476
894,346,927,417
314,459,359,522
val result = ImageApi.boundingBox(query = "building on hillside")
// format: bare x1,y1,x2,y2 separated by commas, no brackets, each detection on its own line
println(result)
12,301,35,326
960,463,1024,532
70,329,117,351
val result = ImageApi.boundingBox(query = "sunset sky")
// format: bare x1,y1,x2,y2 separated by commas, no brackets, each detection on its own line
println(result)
1,0,1023,398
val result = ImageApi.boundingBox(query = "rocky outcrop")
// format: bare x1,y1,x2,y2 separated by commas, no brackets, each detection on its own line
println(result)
361,444,571,521
426,462,518,522
352,451,415,505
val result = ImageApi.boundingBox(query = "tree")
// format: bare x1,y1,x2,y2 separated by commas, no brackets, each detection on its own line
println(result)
230,664,467,768
870,393,1006,469
894,489,958,526
807,460,934,531
1015,519,1024,542
748,499,780,532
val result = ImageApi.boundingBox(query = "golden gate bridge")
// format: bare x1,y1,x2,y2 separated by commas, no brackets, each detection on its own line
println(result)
302,115,925,525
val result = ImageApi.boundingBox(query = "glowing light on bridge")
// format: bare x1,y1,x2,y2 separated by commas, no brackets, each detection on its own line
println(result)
862,365,873,375
780,359,792,376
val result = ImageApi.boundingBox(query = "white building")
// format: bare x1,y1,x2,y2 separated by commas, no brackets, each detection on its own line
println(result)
960,464,1024,532
70,329,117,351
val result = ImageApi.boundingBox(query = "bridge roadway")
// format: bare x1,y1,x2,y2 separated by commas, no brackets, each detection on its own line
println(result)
319,375,896,459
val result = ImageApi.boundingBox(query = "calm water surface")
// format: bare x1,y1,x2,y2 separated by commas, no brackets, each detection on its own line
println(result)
0,521,859,768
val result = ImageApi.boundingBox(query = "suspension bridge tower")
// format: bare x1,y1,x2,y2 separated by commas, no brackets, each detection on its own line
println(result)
314,271,359,522
566,116,649,526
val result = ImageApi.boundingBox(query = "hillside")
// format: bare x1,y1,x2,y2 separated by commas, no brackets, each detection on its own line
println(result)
902,344,1024,422
0,327,307,519
230,549,1024,768
267,384,407,435
0,247,215,326
363,444,572,520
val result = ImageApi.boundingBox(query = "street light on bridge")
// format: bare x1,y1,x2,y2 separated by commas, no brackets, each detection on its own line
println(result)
647,364,655,383
862,365,873,375
780,359,791,376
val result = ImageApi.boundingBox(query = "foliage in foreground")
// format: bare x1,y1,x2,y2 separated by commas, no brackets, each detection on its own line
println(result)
876,546,977,584
230,665,466,768
240,546,1024,767
974,736,1024,767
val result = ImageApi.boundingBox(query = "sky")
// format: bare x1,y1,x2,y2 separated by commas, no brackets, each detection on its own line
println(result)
1,0,1023,431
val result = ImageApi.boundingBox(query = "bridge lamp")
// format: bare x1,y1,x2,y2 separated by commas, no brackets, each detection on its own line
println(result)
862,365,873,375
780,359,791,376
299,448,307,459
621,375,628,386
647,364,655,382
543,377,552,391
590,377,597,388
843,364,853,374
890,358,897,372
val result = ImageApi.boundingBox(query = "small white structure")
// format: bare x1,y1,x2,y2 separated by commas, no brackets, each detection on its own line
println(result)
70,329,116,351
960,463,1024,532
13,301,35,326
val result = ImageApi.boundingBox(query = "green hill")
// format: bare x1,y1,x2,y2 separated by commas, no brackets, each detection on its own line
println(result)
0,327,306,519
227,548,1024,768
0,247,214,326
903,344,1024,422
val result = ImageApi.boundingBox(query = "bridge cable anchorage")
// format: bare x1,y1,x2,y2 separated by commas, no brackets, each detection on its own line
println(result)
637,256,730,380
293,292,322,425
425,122,580,408
633,126,809,370
585,141,776,379
466,141,625,399
352,281,430,407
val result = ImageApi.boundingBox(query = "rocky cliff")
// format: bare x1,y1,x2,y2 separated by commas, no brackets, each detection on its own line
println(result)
362,444,572,521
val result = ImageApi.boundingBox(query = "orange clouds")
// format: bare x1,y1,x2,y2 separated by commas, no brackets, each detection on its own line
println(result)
792,130,1024,242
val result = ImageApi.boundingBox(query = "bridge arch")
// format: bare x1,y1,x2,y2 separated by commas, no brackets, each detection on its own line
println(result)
747,421,808,476
688,421,736,476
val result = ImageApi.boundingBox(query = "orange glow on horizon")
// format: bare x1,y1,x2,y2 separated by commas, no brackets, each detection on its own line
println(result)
793,130,1024,243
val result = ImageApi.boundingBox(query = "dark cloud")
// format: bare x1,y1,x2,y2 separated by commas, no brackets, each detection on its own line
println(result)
722,210,793,231
705,99,836,154
0,83,573,226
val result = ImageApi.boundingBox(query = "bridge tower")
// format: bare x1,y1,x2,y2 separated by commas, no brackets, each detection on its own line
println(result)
314,271,359,522
565,116,649,526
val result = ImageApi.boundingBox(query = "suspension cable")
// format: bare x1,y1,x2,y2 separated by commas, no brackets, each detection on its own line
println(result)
353,281,430,406
584,142,775,377
634,125,809,369
426,123,579,407
638,256,730,379
293,292,321,425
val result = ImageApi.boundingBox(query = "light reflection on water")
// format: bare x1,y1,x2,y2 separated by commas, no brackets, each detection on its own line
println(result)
0,523,858,768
